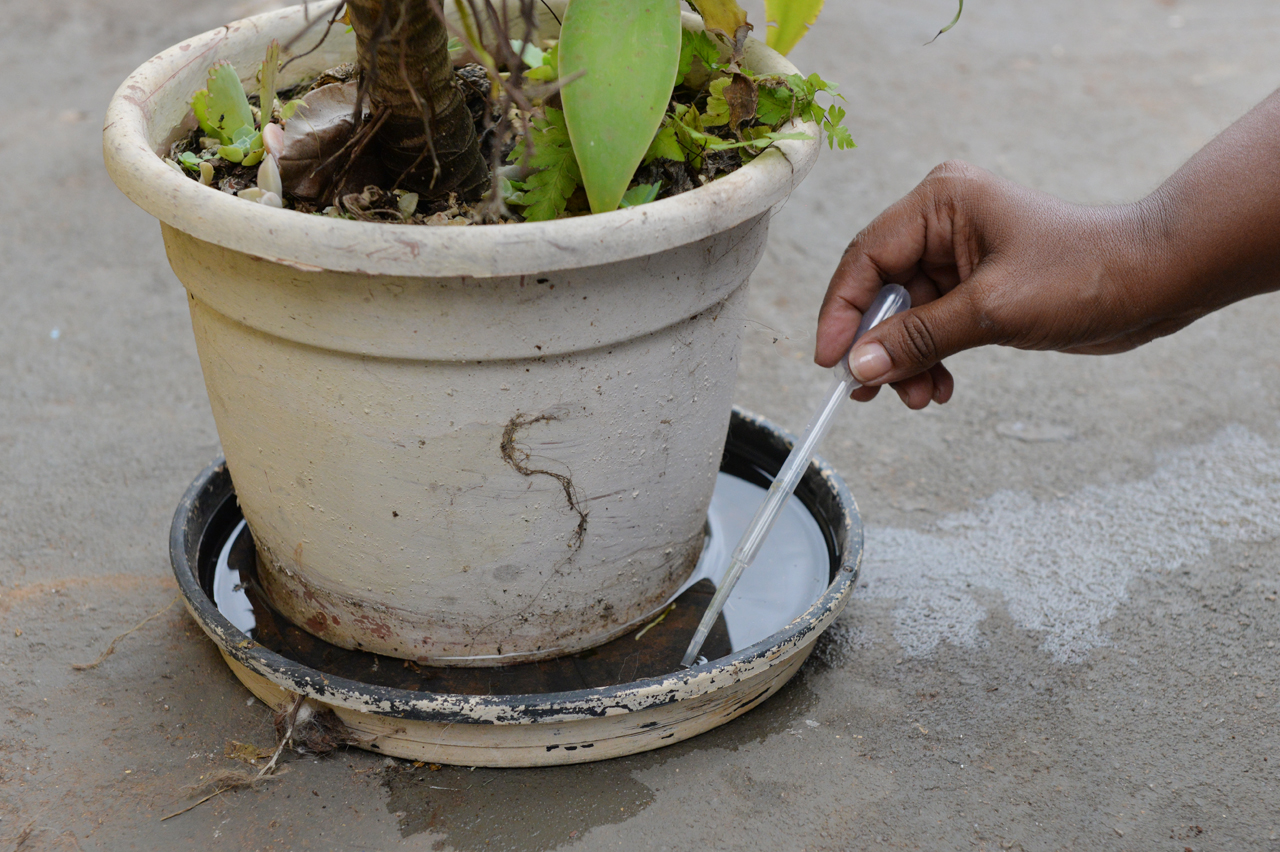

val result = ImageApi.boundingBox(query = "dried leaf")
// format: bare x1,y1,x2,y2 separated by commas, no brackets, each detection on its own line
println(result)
723,73,758,136
259,40,280,118
397,192,419,219
225,740,277,765
277,81,361,200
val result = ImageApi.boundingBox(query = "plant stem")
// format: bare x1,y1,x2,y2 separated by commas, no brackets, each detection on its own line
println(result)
346,0,489,201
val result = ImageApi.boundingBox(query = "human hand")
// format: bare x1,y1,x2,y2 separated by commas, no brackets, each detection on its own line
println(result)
814,160,1200,408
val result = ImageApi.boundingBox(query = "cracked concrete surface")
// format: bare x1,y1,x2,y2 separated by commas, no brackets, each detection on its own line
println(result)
3,0,1278,849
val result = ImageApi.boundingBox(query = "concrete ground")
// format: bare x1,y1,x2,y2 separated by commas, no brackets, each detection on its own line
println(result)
3,0,1279,849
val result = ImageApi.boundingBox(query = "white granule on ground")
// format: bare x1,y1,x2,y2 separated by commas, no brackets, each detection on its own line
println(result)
855,425,1280,662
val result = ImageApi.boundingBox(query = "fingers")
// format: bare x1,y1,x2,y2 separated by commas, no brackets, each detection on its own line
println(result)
850,362,954,408
815,193,933,368
849,384,881,403
816,160,1007,407
930,362,955,403
887,362,955,409
848,283,992,385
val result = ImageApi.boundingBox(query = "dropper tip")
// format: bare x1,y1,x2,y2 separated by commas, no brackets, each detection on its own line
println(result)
679,650,708,669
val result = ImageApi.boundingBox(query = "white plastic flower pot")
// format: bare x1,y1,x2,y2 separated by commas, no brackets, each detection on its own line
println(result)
104,3,820,664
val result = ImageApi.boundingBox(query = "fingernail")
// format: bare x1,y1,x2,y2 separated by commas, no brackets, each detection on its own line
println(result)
849,342,891,384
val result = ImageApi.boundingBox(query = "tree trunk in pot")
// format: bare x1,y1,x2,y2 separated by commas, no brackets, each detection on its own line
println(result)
346,0,488,201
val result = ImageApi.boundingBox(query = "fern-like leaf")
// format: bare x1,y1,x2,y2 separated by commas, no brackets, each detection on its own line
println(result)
508,108,583,222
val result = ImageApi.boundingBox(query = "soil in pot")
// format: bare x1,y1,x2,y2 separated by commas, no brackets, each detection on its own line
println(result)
164,6,842,227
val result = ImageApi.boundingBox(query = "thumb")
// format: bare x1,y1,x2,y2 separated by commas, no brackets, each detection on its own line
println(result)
846,285,993,385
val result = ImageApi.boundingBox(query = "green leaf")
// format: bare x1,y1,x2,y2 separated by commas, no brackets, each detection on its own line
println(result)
501,177,526,206
242,147,266,167
674,101,704,133
823,105,855,150
177,151,202,172
755,81,794,126
511,39,544,68
525,43,560,83
508,108,583,221
755,71,846,137
788,72,815,99
703,129,812,152
670,102,708,169
703,77,731,127
805,72,834,94
678,29,723,84
677,31,694,83
525,63,557,83
559,0,682,214
927,0,963,44
216,145,245,164
192,62,255,144
191,91,216,143
643,123,685,164
619,182,661,208
764,0,824,56
279,99,305,121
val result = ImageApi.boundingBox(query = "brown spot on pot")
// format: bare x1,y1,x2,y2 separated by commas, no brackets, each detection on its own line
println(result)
355,615,393,641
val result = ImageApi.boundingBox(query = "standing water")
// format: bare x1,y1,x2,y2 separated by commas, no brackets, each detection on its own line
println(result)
209,469,832,693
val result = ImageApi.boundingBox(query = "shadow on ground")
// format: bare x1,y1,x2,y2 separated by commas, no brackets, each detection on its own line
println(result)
382,673,819,850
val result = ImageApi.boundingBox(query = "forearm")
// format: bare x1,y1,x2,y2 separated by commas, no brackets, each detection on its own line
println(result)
815,87,1280,408
1137,88,1280,321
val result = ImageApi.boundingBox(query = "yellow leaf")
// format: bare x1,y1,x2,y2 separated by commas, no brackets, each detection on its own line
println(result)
687,0,750,45
765,0,824,56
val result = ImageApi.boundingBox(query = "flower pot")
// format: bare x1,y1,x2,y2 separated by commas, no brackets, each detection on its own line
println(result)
104,3,820,665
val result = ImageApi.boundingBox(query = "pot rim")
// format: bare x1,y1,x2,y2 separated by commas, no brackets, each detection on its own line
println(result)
103,3,821,279
170,407,863,725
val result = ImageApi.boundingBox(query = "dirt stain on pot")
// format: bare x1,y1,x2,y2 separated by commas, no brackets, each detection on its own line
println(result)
382,674,818,849
500,411,589,549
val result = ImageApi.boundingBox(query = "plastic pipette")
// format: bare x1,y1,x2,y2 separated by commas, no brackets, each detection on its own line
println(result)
679,283,911,668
